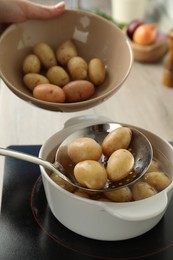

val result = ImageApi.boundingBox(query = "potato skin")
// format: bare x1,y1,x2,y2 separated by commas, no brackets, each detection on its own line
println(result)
104,187,132,202
146,159,160,173
88,58,106,86
102,127,132,157
50,172,75,192
67,137,102,163
33,83,66,103
23,73,49,91
131,181,157,201
67,56,88,80
22,54,41,74
143,171,171,191
56,39,78,65
107,149,134,181
74,160,107,190
33,42,57,69
62,80,95,102
46,66,70,87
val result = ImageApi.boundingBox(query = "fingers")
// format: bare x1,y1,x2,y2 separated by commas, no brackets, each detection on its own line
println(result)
26,1,66,20
0,1,66,24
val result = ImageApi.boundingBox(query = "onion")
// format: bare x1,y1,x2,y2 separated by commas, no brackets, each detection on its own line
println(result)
133,24,157,45
127,19,143,40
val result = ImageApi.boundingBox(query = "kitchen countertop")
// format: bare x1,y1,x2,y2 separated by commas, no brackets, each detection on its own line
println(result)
0,1,173,209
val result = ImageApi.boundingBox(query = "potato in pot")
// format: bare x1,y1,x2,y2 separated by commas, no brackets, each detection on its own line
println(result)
74,160,107,190
131,181,157,201
67,137,102,163
102,127,132,157
143,171,171,191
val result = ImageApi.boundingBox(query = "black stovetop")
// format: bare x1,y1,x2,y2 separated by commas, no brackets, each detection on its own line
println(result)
1,145,173,260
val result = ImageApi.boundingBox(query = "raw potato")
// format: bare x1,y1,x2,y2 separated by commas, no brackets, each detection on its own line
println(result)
50,172,75,192
67,56,88,80
88,58,106,86
33,42,57,69
143,171,171,191
63,80,95,102
104,187,132,202
33,83,66,103
22,40,108,104
102,127,132,157
107,149,134,181
23,73,49,91
132,181,157,201
67,137,102,163
46,66,70,87
74,160,107,190
22,54,41,74
56,39,78,65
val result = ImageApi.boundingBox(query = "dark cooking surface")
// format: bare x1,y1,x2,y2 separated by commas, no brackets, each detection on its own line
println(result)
1,145,173,260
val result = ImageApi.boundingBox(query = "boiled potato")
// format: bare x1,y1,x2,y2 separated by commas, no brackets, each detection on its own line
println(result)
56,39,78,65
97,197,112,202
33,42,57,69
23,73,49,91
146,159,160,173
63,80,95,102
74,160,107,190
50,172,75,192
107,149,134,181
67,56,88,80
33,83,66,103
131,181,157,201
104,187,132,202
102,127,132,157
67,137,102,163
73,190,90,199
46,66,70,87
88,58,106,86
22,54,41,74
143,171,171,191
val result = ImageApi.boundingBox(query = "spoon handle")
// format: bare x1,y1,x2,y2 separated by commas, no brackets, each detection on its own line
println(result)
0,146,54,170
0,147,73,184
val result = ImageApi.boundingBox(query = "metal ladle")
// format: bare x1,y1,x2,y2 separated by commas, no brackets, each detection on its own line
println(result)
0,123,153,192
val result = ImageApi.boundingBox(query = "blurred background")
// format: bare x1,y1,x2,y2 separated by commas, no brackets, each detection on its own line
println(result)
31,0,173,25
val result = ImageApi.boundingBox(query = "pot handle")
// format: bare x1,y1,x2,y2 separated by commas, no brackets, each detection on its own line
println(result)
64,115,111,129
103,192,168,221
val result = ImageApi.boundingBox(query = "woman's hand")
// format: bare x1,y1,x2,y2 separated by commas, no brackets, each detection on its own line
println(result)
0,0,65,23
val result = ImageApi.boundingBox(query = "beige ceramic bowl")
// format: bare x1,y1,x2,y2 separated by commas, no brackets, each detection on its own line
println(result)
0,10,133,112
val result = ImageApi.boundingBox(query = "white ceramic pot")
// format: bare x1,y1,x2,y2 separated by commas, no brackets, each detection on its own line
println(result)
111,0,149,24
39,116,173,241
